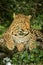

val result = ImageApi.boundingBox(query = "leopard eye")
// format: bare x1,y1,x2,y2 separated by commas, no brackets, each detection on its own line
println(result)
15,34,17,36
12,32,13,34
21,29,24,31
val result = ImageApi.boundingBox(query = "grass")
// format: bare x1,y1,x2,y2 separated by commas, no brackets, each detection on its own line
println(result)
11,48,43,65
0,48,43,65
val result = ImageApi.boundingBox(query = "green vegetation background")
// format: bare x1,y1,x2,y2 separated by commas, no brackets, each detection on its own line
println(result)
0,0,43,65
0,0,43,36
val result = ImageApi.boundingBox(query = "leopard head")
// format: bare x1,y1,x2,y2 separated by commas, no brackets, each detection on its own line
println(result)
12,14,32,37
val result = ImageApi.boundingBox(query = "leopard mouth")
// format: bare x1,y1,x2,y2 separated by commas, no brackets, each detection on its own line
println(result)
18,32,29,37
13,32,29,38
12,31,30,44
12,33,29,44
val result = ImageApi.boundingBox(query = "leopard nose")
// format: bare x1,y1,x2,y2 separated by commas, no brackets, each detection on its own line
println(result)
19,31,24,35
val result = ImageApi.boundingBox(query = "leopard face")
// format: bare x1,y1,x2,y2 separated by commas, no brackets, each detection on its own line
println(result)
11,14,31,44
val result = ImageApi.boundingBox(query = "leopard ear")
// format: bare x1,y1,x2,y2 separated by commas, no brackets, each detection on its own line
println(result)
28,15,32,20
13,13,15,18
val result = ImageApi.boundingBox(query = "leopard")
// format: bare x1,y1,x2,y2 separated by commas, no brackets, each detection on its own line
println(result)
0,14,43,54
2,14,31,51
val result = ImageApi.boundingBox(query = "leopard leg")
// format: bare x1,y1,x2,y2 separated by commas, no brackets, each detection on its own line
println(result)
28,40,37,51
3,32,15,51
28,34,37,51
16,43,25,51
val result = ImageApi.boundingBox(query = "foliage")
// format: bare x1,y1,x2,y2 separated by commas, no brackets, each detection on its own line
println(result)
0,0,43,27
31,14,43,30
12,48,43,65
0,48,43,65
